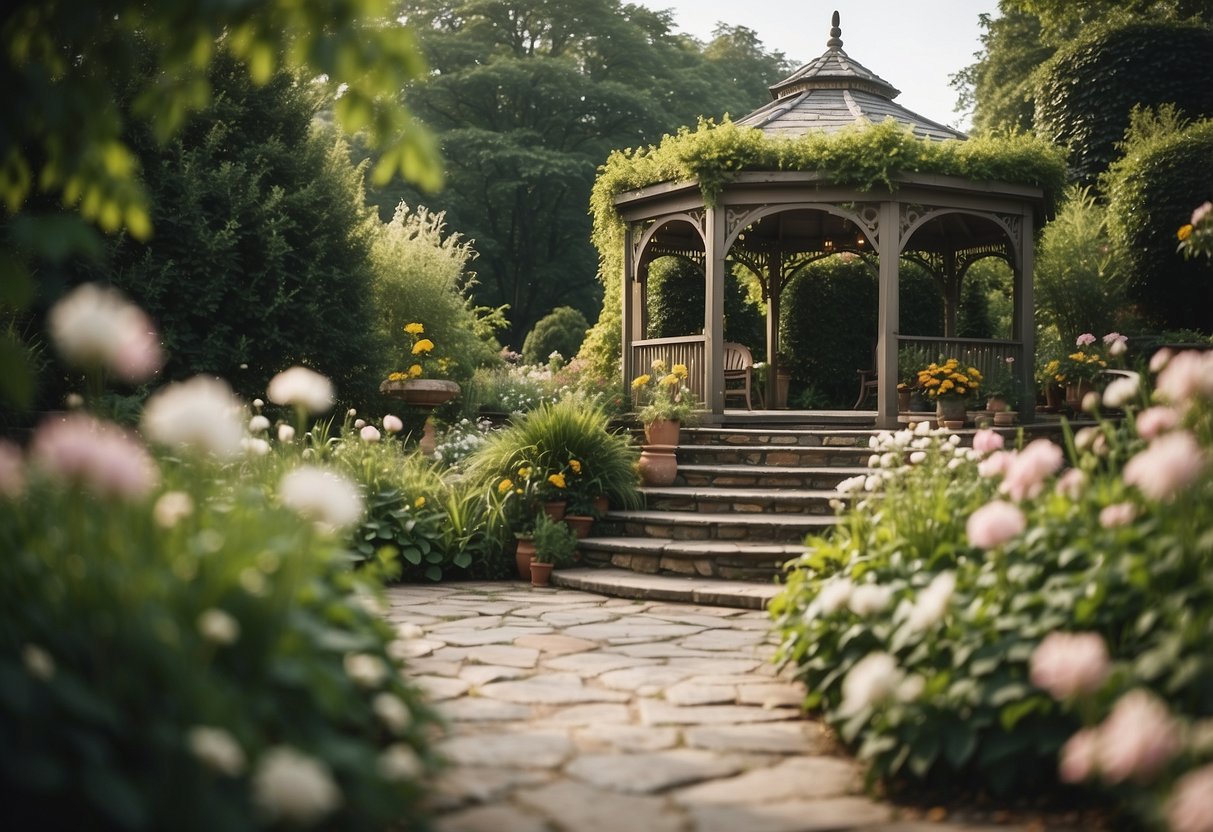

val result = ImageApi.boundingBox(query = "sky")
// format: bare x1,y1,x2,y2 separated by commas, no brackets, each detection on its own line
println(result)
632,0,1001,131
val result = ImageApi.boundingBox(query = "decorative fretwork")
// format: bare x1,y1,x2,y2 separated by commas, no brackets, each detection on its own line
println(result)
996,213,1022,252
898,203,930,248
957,243,1013,275
729,250,773,297
629,220,655,265
686,209,707,236
647,246,706,266
726,205,767,242
837,202,881,245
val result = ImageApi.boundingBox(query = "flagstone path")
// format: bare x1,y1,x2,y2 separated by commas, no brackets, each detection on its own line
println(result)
386,582,1076,832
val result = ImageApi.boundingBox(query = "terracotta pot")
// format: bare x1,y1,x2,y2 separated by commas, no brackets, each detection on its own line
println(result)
993,410,1018,427
638,444,678,486
986,396,1008,413
379,378,460,408
1065,380,1094,411
591,495,610,517
542,500,567,521
529,561,554,587
564,515,594,539
1044,383,1064,412
898,388,912,413
644,418,680,446
935,397,966,427
514,537,536,580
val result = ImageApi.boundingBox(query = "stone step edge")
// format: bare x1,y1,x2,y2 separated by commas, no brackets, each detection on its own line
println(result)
580,536,810,558
639,486,842,502
608,510,837,528
676,463,869,476
551,566,783,610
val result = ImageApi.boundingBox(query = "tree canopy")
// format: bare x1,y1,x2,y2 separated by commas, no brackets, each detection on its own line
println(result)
368,0,793,350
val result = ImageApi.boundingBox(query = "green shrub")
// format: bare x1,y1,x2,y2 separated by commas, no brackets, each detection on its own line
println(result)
522,307,591,365
532,511,578,566
771,353,1213,810
0,417,440,830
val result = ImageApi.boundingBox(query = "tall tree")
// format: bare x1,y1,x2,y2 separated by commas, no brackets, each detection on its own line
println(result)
372,0,792,349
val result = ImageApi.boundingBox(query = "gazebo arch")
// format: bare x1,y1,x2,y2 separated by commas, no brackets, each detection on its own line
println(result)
617,12,1042,428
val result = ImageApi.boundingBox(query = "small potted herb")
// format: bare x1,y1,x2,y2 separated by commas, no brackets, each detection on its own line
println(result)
530,511,578,586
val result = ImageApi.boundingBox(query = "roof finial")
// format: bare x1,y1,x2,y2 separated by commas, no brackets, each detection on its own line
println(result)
827,10,843,50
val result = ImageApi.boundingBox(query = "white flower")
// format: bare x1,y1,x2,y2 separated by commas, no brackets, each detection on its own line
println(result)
278,466,363,529
372,693,412,734
266,366,334,414
867,454,880,468
187,726,246,776
840,652,909,716
360,425,381,443
906,572,956,632
1102,376,1139,409
253,398,265,409
248,415,271,433
848,584,893,616
344,653,388,688
241,437,271,456
914,420,932,436
347,408,357,417
836,475,866,494
383,414,403,434
354,419,366,429
252,746,342,825
378,744,423,781
1030,631,1110,701
47,283,163,382
153,491,194,528
909,451,926,465
277,424,296,443
22,644,55,681
142,376,245,459
816,578,853,614
198,609,240,645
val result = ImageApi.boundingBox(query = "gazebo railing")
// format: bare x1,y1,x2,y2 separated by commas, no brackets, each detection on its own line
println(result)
897,335,1022,389
631,336,706,403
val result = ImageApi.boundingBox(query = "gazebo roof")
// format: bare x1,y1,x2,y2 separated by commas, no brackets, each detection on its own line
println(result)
734,12,965,143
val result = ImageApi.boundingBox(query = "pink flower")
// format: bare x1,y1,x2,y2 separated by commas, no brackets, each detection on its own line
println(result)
1056,468,1085,499
1167,762,1213,832
1156,350,1213,408
1030,631,1110,700
47,283,164,382
1097,690,1181,784
966,500,1026,549
1135,406,1179,441
999,439,1064,501
360,425,381,443
1059,728,1099,783
1124,431,1206,502
1102,331,1124,345
0,440,25,499
1149,348,1173,374
1099,502,1136,529
1076,333,1097,347
978,450,1012,478
972,429,1005,454
383,414,403,434
1192,200,1213,227
31,413,158,500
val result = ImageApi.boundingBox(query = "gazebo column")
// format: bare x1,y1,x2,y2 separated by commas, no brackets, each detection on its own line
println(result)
704,207,726,414
1014,211,1036,424
876,201,901,429
620,226,637,385
766,248,782,408
942,249,960,338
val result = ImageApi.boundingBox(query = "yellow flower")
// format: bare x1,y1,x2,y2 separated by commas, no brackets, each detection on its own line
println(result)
968,367,982,379
651,359,667,374
569,459,581,474
631,374,651,389
939,379,954,393
412,338,434,355
672,363,688,379
1179,224,1194,241
404,322,425,335
517,466,531,479
388,371,406,382
548,472,566,489
498,478,513,494
407,364,422,378
414,496,426,508
660,373,679,387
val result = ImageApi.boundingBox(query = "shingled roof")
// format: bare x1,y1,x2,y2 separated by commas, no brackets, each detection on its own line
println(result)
734,11,965,142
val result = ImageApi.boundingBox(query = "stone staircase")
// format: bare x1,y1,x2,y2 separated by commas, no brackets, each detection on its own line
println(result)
579,424,878,581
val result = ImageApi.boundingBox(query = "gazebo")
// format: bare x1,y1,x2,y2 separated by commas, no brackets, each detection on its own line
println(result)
615,12,1043,428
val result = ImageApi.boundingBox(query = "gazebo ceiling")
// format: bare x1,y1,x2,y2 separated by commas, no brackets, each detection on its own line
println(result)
734,11,965,143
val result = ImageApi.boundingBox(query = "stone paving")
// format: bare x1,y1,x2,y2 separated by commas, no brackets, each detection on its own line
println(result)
386,582,1064,832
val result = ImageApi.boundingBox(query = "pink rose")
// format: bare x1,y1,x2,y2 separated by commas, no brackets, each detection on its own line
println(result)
1030,631,1110,700
999,439,1064,501
1076,333,1097,347
1097,690,1181,784
966,500,1026,549
31,413,158,500
1135,406,1178,441
972,429,1005,454
1167,763,1213,832
1099,502,1136,529
1124,431,1206,502
1059,728,1099,784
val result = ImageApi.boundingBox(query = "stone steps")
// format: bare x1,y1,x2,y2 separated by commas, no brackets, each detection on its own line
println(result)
674,443,873,468
639,486,839,515
576,536,809,582
677,464,868,490
611,509,835,543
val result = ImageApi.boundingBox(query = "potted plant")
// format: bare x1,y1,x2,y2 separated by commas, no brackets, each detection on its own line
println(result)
563,490,597,539
983,355,1021,415
381,322,460,453
531,511,577,586
632,358,698,445
1053,332,1125,410
917,358,982,427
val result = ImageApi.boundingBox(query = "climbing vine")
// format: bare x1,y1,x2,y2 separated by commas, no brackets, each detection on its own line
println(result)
580,118,1066,376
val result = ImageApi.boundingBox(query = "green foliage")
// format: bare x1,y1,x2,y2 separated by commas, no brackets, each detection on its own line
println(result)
0,428,440,829
532,511,578,566
63,55,386,409
463,394,641,519
646,257,766,357
370,203,506,387
771,361,1213,803
1035,187,1131,342
1034,20,1213,186
371,0,795,349
581,118,1066,378
521,306,590,365
1104,115,1213,331
951,8,1054,135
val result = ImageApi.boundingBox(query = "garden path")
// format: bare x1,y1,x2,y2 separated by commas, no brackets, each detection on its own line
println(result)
387,582,1071,832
